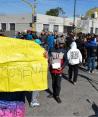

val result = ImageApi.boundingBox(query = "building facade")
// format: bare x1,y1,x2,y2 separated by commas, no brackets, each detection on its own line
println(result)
0,14,80,33
0,13,98,35
79,18,98,34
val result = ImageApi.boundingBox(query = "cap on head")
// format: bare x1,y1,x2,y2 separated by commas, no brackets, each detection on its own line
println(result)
34,39,42,45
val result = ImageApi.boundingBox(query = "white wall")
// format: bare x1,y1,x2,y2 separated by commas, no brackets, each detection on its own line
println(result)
59,25,63,33
0,15,31,23
49,24,54,32
37,14,63,24
36,23,43,32
15,23,31,32
79,19,90,33
0,23,1,30
37,14,64,33
88,19,98,34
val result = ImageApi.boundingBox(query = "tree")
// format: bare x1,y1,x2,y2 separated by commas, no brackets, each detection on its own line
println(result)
46,7,65,16
86,7,98,18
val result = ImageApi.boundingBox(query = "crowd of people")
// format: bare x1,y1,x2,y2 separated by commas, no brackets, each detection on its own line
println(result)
0,30,98,115
15,30,98,105
15,30,98,72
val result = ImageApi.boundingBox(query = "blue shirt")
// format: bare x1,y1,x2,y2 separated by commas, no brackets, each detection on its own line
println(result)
26,34,33,40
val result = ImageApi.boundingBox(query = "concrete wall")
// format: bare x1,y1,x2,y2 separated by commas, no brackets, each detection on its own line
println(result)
0,14,32,32
78,19,90,33
0,15,31,23
15,23,31,32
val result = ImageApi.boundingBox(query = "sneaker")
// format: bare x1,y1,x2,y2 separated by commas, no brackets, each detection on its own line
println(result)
88,70,91,73
73,82,76,85
55,96,62,103
91,71,94,73
91,70,95,73
30,102,40,107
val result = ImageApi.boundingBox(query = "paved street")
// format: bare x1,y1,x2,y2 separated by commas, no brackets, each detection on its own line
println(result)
26,67,98,117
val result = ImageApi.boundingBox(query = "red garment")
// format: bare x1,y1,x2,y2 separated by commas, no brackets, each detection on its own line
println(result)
50,59,64,74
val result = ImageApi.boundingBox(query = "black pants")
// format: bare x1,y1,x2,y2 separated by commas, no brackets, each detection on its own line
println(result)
68,64,78,82
0,92,25,102
51,74,62,97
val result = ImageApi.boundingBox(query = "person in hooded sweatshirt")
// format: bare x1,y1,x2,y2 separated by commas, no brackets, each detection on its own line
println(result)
67,41,82,85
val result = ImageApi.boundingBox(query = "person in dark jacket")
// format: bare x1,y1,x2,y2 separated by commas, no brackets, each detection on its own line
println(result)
66,33,74,48
85,37,97,73
40,31,48,49
96,43,98,69
49,42,67,103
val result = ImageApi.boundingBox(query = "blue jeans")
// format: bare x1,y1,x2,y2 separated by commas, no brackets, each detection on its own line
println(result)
87,57,96,71
31,91,39,103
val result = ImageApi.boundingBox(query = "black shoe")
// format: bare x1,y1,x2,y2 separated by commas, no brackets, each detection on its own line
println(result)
69,79,71,82
55,96,62,103
69,79,73,83
47,94,53,98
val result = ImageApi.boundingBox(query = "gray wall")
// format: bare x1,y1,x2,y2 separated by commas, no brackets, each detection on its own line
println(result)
15,23,31,32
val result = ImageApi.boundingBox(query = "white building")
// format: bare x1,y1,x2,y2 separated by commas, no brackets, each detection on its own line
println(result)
0,13,98,35
0,14,80,33
0,14,32,32
79,18,98,34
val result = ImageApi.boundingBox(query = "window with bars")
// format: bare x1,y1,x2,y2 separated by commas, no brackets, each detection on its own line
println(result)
54,25,58,32
10,23,15,31
95,28,98,34
43,24,49,32
90,27,93,34
1,23,6,31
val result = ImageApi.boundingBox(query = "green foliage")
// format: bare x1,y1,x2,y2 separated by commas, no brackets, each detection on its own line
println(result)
46,7,65,16
86,7,98,17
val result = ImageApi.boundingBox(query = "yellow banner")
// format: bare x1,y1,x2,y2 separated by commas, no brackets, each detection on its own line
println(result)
0,36,48,92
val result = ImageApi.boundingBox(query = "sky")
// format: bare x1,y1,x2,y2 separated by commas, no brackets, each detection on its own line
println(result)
0,0,98,17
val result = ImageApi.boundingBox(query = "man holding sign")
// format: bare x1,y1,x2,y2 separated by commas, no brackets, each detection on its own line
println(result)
49,42,67,103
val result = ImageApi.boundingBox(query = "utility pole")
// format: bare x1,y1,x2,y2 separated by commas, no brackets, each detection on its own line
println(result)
73,0,77,32
32,0,36,32
21,0,36,32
